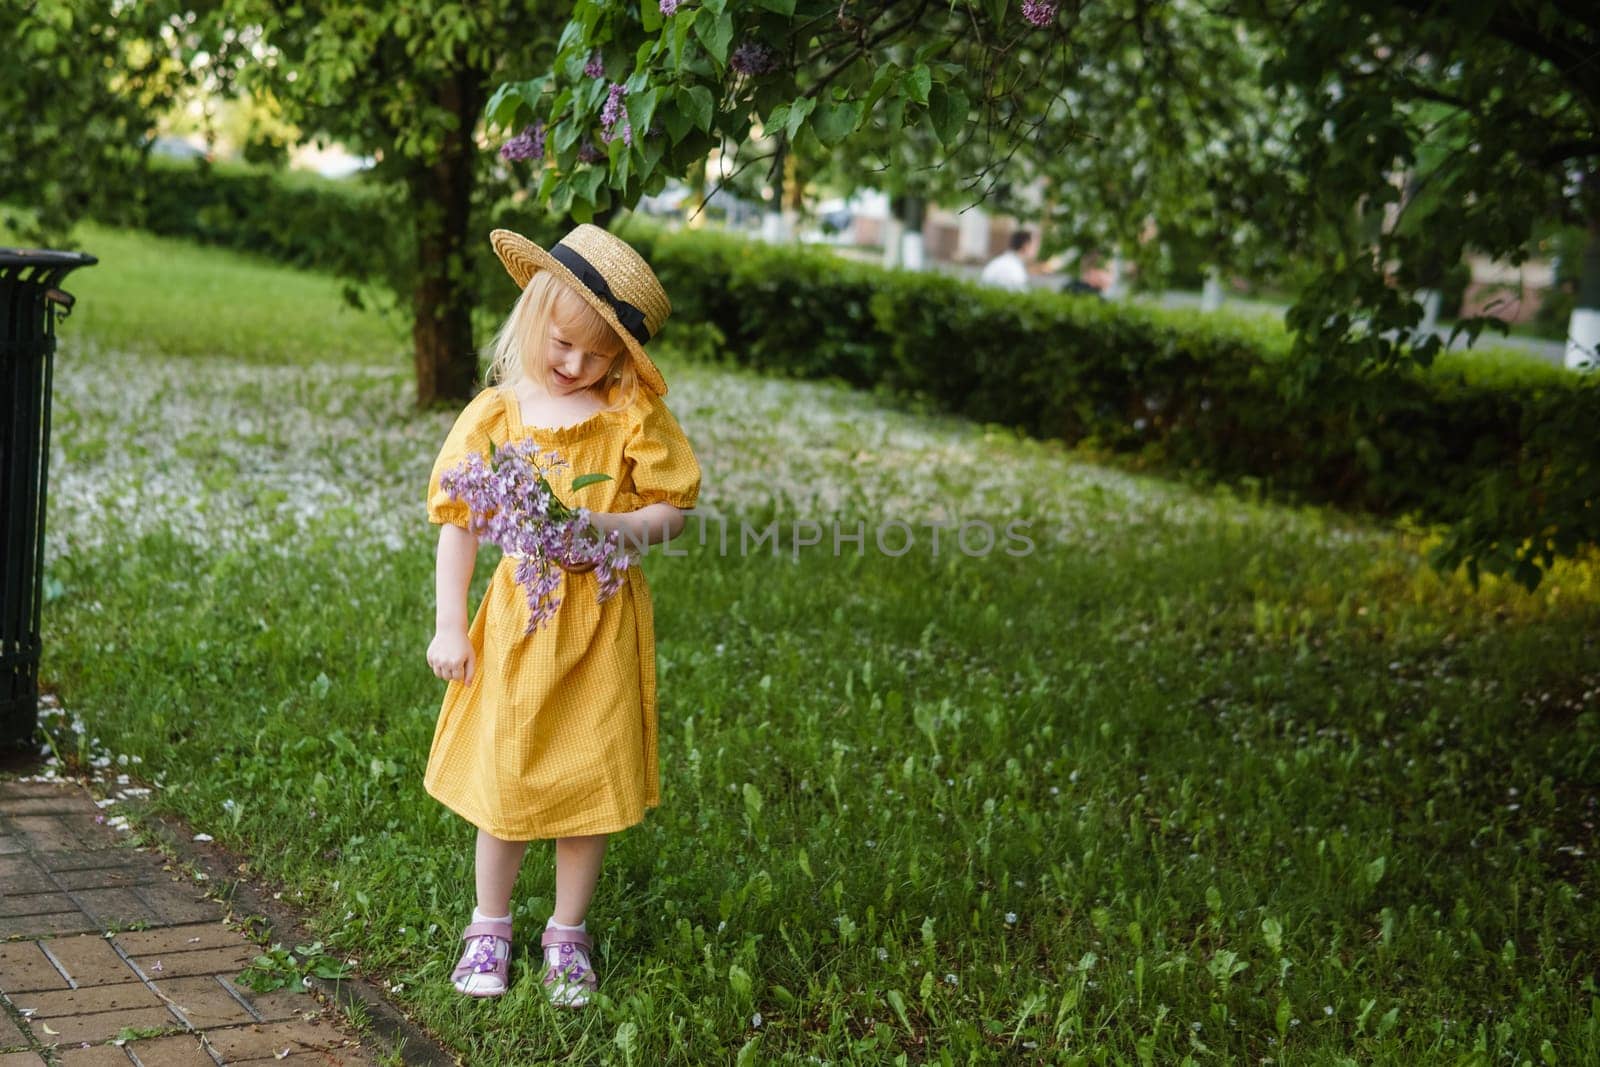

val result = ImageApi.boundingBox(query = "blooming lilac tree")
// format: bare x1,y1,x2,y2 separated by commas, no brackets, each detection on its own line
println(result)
484,1,1077,223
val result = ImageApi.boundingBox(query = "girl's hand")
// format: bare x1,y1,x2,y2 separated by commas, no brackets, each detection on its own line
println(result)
427,628,476,686
557,557,597,574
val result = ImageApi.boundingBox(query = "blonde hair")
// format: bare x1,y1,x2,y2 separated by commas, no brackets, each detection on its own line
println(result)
485,270,639,412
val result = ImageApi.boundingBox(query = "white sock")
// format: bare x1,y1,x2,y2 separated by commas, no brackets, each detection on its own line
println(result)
455,907,512,994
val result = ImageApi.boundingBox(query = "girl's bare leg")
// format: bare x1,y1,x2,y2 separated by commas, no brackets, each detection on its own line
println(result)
552,833,608,924
475,829,530,917
455,829,527,994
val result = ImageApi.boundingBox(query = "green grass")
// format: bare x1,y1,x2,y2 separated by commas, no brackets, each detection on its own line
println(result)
2,219,409,366
21,226,1600,1064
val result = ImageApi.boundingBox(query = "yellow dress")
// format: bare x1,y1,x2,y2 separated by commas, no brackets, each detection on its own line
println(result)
421,381,701,840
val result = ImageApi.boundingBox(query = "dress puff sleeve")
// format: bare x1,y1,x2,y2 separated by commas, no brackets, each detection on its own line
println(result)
426,387,508,527
624,392,701,510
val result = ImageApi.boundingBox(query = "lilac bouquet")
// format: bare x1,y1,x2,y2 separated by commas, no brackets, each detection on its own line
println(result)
438,439,634,634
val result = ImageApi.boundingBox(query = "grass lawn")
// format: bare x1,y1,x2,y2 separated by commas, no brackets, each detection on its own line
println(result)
18,224,1600,1064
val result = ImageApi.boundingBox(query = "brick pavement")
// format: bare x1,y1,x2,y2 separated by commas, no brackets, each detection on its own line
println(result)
0,776,393,1065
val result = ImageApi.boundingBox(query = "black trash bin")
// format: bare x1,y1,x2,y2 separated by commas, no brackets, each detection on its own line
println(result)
2,248,96,751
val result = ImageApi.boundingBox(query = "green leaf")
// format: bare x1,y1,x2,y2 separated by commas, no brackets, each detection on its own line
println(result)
553,116,582,155
626,87,660,136
886,989,912,1031
616,141,633,188
670,9,697,66
811,97,862,147
1261,915,1284,954
550,178,576,219
695,11,734,66
485,82,522,130
926,82,967,148
903,64,932,105
574,166,606,206
639,137,665,183
728,962,753,999
861,63,900,114
309,956,351,980
613,1021,639,1057
783,95,816,143
755,0,796,13
742,782,763,819
662,104,693,143
571,472,613,490
680,85,715,132
641,0,662,33
536,166,560,204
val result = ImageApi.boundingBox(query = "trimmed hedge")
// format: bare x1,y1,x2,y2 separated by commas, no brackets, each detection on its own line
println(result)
95,157,399,278
95,157,564,312
630,225,1596,589
97,162,1596,588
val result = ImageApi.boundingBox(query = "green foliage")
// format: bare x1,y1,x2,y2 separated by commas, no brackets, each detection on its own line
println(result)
620,222,1599,591
238,941,353,993
487,1,1073,217
1253,0,1600,386
193,1,576,403
0,0,205,245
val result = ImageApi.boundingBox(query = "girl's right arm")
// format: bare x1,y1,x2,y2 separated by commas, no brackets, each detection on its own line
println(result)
426,523,479,685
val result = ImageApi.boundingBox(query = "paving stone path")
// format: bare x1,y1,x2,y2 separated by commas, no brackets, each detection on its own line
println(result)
0,777,389,1065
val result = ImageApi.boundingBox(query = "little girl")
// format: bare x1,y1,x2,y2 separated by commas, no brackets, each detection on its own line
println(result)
422,224,701,1007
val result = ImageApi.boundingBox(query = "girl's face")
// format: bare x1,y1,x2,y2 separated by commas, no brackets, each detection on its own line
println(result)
544,320,614,395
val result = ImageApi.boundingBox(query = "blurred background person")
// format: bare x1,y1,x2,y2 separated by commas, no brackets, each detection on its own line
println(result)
980,229,1036,291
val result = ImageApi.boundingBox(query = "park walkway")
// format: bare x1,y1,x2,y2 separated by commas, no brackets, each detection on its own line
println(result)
0,774,433,1065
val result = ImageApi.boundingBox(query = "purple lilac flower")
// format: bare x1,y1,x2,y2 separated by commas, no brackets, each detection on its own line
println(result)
498,122,546,162
603,117,635,147
601,82,626,126
439,440,631,634
584,50,605,78
577,140,606,164
659,0,681,15
600,82,630,144
729,40,777,76
1021,0,1057,27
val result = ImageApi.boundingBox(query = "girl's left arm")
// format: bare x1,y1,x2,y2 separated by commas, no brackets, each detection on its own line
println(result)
590,503,687,551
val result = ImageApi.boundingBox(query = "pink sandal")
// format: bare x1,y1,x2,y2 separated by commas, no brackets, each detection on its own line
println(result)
540,926,599,1007
451,918,513,997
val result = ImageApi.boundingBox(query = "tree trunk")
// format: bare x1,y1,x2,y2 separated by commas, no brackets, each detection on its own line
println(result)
411,69,484,408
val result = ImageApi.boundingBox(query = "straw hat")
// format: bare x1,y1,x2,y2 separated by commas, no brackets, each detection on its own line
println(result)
490,225,673,396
